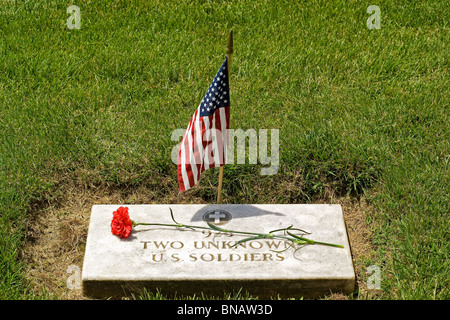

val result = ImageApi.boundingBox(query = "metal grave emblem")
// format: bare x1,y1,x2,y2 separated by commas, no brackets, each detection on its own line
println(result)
202,209,232,225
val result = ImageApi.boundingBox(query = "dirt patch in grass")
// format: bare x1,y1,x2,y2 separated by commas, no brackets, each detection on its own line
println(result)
21,179,206,300
21,180,379,300
324,195,381,299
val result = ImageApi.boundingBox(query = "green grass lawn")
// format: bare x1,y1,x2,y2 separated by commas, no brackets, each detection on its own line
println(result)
0,0,448,299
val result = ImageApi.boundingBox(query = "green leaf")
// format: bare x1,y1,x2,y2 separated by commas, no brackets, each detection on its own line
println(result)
206,221,227,232
169,208,180,225
287,231,313,243
269,226,293,234
286,225,311,235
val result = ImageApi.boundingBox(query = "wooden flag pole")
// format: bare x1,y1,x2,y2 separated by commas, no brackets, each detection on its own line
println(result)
217,29,233,204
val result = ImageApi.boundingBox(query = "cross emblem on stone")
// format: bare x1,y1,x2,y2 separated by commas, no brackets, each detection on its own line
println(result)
209,211,226,224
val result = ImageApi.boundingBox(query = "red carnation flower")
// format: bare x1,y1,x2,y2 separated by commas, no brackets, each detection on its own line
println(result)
111,206,133,238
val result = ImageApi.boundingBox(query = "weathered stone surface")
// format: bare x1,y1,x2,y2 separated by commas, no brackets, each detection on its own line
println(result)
82,204,355,298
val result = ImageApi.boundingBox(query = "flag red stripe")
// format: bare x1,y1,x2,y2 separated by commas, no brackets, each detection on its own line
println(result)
177,106,230,191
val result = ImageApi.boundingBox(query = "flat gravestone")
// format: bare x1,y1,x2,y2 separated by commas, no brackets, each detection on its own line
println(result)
82,204,355,298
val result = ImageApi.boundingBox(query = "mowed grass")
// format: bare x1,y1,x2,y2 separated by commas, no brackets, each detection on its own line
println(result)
0,0,448,299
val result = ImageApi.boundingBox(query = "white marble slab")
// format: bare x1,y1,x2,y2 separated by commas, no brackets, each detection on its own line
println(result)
82,204,355,298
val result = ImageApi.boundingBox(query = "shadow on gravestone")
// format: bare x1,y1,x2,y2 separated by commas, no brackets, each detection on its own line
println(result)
189,204,285,224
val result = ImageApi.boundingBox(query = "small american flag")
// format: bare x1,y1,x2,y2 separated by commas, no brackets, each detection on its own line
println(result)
177,57,230,192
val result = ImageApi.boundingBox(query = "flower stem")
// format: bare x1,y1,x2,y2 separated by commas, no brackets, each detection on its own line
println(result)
132,221,343,249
